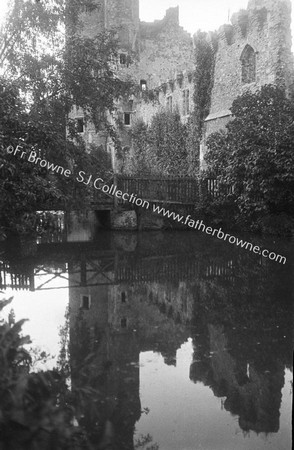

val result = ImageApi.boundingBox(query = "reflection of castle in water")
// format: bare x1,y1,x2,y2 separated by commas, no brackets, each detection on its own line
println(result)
66,234,292,448
69,273,193,448
190,323,285,434
1,227,291,447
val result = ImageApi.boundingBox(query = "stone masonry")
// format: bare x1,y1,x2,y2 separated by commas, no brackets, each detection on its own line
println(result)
72,0,294,169
201,0,294,164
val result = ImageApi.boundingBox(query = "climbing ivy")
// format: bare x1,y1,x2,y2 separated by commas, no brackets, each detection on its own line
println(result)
187,30,218,176
127,111,189,176
128,31,218,177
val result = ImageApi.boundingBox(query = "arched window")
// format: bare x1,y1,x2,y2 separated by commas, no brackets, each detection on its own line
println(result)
166,95,173,112
140,79,147,91
120,53,127,65
241,45,256,84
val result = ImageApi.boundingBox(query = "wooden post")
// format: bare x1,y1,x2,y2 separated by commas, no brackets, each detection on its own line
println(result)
113,173,118,209
29,266,35,291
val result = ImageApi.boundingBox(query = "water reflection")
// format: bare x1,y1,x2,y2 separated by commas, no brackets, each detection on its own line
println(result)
0,228,293,449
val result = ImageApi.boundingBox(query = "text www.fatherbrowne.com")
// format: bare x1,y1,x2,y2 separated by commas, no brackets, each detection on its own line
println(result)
152,204,287,265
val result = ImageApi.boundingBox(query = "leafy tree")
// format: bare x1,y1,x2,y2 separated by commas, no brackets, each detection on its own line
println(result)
0,0,61,73
0,0,132,128
0,298,103,449
0,79,64,233
126,119,157,174
128,111,189,176
204,85,294,233
0,0,132,233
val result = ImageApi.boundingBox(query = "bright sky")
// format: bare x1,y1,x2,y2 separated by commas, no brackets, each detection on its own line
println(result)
140,0,248,33
0,0,293,41
140,0,294,39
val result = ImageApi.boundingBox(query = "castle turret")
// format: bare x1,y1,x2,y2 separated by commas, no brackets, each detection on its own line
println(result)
200,0,294,167
104,0,140,52
76,0,140,52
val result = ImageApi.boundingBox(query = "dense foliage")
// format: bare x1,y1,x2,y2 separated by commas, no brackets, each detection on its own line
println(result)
127,111,189,176
0,0,129,235
0,298,159,449
192,31,217,133
203,85,294,234
0,0,129,119
186,30,217,175
0,80,62,232
0,298,72,449
0,79,112,234
128,31,218,178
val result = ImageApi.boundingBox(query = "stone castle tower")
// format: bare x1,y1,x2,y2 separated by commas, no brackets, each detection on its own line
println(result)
79,0,139,45
201,0,294,163
69,0,194,170
71,0,294,169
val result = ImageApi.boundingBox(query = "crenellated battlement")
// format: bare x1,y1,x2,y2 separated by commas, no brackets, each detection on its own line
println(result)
206,0,293,117
73,0,294,169
201,0,294,167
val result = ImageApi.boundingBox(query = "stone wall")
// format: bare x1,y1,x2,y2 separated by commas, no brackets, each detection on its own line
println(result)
105,0,140,51
134,69,194,125
136,7,194,89
115,6,195,128
115,6,195,171
73,0,294,171
73,0,105,38
72,3,195,170
204,0,294,146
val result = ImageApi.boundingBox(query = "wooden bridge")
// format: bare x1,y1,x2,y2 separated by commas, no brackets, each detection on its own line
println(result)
91,175,200,210
0,250,235,292
39,175,222,211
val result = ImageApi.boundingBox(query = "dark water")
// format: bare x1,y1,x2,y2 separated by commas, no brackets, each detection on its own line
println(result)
0,217,293,450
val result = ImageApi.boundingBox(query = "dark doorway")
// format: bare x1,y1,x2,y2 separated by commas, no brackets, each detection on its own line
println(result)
95,210,111,229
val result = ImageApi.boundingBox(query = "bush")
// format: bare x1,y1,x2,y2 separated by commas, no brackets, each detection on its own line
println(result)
204,85,294,235
128,111,189,176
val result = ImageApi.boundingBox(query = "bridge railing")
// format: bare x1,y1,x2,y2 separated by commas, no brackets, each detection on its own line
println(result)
36,175,234,209
201,177,234,199
0,261,33,291
116,175,199,204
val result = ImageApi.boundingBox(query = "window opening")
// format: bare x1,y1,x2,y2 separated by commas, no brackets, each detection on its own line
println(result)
76,118,84,133
120,53,127,65
121,317,127,328
166,95,173,112
140,79,147,91
124,112,131,125
241,45,256,84
80,295,90,310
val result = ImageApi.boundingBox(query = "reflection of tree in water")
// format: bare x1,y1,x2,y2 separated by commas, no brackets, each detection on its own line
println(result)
134,433,159,449
190,252,293,434
1,231,292,447
67,246,292,443
190,323,285,433
0,296,160,450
